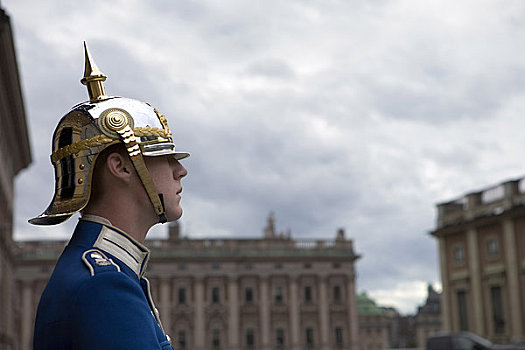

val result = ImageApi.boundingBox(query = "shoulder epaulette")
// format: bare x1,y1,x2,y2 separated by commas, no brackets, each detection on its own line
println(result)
82,248,121,276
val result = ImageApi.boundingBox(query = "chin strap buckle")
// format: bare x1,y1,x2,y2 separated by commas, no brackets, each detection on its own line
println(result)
116,125,167,222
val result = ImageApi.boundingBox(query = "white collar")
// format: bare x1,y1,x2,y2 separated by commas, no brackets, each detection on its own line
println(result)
81,214,112,226
81,215,150,277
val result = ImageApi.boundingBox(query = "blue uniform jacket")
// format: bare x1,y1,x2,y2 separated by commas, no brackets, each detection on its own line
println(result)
33,216,173,350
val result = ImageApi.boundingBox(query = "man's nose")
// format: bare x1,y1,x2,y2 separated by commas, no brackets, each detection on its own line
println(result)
174,161,187,179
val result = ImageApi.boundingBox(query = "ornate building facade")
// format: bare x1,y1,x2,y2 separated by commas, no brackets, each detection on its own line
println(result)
15,217,361,350
356,292,389,350
355,287,440,350
432,178,525,344
0,5,32,349
415,284,441,348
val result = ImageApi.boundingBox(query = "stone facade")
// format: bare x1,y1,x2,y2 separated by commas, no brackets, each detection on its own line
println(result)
415,284,441,348
357,293,389,350
14,219,361,350
0,5,32,350
356,285,442,349
432,178,525,344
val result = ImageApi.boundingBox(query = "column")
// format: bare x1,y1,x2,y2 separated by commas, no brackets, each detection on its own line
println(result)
159,278,172,335
467,228,484,335
289,276,300,350
0,254,4,343
347,273,359,349
0,254,3,335
21,281,33,350
5,261,13,347
194,277,205,350
228,277,240,350
259,276,270,350
503,218,523,342
318,276,330,350
438,238,451,332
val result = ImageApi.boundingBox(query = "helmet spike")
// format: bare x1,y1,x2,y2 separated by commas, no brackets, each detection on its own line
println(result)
81,41,108,102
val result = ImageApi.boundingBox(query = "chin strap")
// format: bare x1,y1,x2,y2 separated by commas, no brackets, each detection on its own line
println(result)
158,194,167,223
117,125,167,223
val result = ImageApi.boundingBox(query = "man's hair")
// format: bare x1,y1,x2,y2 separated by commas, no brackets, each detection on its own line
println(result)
88,143,129,204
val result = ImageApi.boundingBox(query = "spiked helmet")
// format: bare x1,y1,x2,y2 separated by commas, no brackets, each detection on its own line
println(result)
29,42,189,225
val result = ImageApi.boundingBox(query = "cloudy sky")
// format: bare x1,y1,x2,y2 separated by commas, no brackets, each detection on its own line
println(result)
5,0,525,314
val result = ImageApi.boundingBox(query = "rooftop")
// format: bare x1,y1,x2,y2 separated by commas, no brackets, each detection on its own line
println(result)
357,292,385,315
148,236,357,261
434,177,525,231
15,218,359,263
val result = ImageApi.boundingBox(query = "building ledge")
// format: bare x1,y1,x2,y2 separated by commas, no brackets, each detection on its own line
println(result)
483,264,505,277
450,269,469,281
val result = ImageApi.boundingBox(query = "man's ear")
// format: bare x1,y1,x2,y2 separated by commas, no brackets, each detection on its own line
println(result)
106,152,132,182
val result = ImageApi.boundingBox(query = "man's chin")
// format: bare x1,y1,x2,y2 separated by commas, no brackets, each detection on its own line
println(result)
166,208,183,222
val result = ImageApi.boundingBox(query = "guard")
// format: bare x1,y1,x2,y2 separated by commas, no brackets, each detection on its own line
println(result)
30,42,189,349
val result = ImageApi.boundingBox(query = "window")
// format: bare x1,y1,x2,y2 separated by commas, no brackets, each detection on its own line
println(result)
453,245,465,264
212,287,220,304
212,329,220,349
487,238,499,257
178,288,186,304
304,286,312,303
333,285,341,303
491,286,505,335
457,290,469,331
276,328,284,347
335,327,343,347
274,285,283,303
246,328,255,348
245,287,254,303
178,331,186,350
305,328,314,347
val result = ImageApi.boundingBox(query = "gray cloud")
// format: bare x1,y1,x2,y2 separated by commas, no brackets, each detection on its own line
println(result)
6,0,525,313
246,58,296,79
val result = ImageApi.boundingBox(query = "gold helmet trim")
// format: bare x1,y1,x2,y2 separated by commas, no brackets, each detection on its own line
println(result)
50,126,172,163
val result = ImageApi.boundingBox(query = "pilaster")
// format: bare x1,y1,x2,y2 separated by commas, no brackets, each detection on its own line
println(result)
318,275,330,350
347,273,359,349
193,277,205,350
467,228,484,334
21,281,32,350
439,237,451,331
159,278,171,335
228,276,240,350
259,276,271,350
289,275,300,350
503,218,523,342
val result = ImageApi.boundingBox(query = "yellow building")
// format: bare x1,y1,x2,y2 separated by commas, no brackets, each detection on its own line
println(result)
432,178,525,344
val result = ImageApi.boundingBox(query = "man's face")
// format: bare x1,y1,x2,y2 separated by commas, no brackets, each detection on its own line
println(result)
144,155,188,222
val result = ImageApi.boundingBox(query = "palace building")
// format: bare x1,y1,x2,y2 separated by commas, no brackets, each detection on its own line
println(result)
15,215,361,350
